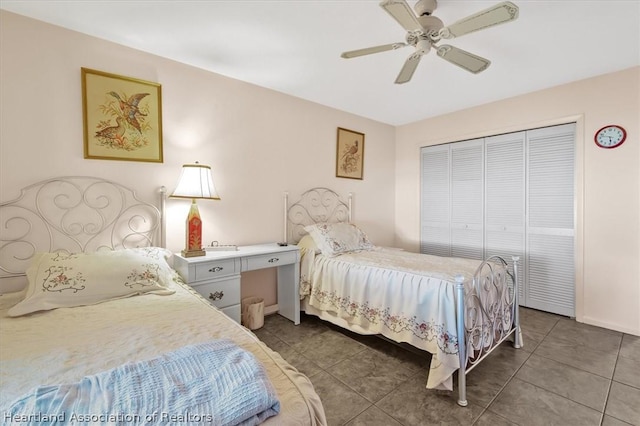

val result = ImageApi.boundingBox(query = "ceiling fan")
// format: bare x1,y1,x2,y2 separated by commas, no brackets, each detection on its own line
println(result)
341,0,519,84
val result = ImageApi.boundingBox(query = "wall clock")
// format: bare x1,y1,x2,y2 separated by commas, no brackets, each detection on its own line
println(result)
594,125,626,149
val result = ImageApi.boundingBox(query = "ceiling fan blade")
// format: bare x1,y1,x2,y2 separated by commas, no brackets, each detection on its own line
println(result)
380,0,422,32
436,45,491,74
440,1,519,39
395,52,422,84
341,43,408,59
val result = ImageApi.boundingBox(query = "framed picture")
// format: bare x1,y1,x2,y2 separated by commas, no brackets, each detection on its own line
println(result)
82,68,163,162
335,127,365,180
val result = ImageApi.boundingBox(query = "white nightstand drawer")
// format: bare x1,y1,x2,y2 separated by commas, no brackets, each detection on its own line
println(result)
242,250,298,271
192,277,240,309
194,258,238,281
221,304,241,324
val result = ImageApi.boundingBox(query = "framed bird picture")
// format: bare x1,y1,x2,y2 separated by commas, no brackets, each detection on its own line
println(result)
336,127,365,180
82,68,163,162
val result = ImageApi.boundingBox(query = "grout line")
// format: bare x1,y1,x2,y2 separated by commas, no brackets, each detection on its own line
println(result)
513,372,608,416
483,321,616,421
482,341,534,411
373,403,406,426
472,408,513,426
528,346,616,378
339,402,373,426
527,344,618,381
598,335,625,425
525,317,622,381
506,334,615,418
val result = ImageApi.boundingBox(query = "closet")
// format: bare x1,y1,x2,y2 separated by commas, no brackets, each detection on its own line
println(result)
420,123,575,317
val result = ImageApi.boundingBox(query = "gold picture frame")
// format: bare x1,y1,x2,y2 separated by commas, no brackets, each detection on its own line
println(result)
82,68,163,162
336,127,365,180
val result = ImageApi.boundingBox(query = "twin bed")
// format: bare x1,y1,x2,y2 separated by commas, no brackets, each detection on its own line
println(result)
287,187,523,405
0,177,325,425
0,177,522,424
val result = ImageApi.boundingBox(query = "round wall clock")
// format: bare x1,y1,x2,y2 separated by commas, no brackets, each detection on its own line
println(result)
594,125,626,149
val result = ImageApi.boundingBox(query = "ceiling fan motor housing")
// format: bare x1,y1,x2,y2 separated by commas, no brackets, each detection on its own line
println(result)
414,0,437,16
417,15,444,34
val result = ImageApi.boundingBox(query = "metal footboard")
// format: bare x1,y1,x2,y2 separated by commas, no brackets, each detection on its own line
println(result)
455,256,523,406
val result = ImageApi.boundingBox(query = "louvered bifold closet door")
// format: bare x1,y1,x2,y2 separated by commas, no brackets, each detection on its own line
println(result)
450,139,484,259
526,123,576,316
484,132,526,301
421,144,451,256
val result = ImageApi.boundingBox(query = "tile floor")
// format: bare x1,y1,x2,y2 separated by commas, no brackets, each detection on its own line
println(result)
254,308,640,426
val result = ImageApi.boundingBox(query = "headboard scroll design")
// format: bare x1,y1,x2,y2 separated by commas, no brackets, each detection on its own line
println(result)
0,177,163,288
287,187,352,243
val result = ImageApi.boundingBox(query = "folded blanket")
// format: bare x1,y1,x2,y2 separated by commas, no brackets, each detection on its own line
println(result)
5,339,280,425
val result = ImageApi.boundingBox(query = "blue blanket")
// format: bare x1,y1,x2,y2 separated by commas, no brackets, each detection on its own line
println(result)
6,339,280,425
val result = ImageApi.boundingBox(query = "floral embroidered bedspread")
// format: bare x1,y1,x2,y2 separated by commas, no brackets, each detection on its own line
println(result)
300,247,491,390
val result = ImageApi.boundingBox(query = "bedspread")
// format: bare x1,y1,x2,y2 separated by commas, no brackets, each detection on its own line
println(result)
300,247,492,390
0,281,326,425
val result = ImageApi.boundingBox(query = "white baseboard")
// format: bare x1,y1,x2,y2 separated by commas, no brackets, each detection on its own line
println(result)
264,304,279,316
582,316,640,336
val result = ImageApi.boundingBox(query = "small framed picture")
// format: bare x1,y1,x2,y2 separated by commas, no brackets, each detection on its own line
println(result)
82,68,163,162
336,127,365,180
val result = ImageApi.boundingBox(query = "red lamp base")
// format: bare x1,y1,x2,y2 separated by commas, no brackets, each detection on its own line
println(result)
183,199,206,257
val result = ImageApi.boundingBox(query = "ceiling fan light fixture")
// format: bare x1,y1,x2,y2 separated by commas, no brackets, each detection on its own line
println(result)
416,39,431,55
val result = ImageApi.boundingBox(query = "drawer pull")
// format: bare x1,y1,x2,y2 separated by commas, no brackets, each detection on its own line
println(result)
209,291,224,301
267,257,279,263
209,266,224,273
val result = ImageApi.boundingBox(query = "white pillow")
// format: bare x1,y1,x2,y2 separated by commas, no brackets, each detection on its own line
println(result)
297,234,320,254
304,222,373,257
8,247,176,317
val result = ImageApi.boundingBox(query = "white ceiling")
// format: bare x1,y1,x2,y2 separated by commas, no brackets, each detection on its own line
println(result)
2,1,639,125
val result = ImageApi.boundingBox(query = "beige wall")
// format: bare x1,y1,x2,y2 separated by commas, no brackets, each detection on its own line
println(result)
2,11,638,336
0,11,396,304
395,67,640,336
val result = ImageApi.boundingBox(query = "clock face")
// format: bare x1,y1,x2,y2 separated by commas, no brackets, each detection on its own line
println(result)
595,125,626,149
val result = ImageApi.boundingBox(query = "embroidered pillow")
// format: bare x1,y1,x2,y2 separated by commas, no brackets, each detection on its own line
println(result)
8,247,176,317
304,223,373,257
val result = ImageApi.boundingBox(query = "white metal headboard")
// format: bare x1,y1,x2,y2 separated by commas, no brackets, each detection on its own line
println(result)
0,176,165,292
286,187,352,244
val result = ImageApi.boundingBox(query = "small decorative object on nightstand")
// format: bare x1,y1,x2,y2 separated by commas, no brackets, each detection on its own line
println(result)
170,162,220,257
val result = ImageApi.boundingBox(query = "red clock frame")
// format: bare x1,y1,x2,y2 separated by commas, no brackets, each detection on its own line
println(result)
594,125,626,149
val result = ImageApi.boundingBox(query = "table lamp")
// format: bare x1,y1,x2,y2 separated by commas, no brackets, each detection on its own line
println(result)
170,162,220,257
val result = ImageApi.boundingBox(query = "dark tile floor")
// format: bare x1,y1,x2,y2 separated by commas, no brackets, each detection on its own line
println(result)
254,308,640,426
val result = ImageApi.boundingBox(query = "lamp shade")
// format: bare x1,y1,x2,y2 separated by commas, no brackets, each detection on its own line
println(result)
170,163,220,200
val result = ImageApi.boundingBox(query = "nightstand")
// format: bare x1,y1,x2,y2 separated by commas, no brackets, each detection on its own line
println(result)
173,243,301,324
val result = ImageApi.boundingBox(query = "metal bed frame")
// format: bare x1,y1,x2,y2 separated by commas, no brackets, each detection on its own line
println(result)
0,176,166,294
285,187,523,406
